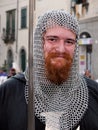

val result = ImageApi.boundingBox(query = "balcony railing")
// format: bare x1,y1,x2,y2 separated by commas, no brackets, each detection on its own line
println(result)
2,28,15,44
71,1,89,19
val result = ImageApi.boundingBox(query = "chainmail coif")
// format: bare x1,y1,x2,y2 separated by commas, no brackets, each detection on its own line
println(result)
25,10,88,130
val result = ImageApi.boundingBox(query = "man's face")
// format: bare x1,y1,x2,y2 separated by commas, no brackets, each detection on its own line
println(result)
43,26,76,84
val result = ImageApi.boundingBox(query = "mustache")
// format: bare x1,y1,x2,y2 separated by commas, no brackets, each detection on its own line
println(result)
46,51,72,61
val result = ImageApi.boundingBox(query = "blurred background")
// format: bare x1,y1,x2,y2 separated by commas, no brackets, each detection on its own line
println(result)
0,0,98,80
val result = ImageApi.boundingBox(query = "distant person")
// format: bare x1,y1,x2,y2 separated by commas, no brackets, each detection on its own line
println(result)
7,68,16,78
95,79,98,83
84,69,93,79
0,67,7,85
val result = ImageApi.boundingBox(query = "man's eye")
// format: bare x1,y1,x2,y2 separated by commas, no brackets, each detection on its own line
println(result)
49,38,55,41
47,38,57,42
65,40,75,45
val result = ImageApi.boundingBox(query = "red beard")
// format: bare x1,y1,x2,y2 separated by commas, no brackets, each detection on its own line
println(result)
45,52,73,85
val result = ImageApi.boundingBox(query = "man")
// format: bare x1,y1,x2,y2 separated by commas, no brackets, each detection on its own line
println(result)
7,68,16,78
0,67,7,85
0,10,98,130
84,69,93,79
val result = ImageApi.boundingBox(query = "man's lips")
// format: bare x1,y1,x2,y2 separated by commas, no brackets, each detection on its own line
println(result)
52,53,65,59
54,54,65,58
51,56,65,64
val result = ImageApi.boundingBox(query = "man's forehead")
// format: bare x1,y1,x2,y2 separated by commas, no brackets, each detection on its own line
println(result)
44,26,76,38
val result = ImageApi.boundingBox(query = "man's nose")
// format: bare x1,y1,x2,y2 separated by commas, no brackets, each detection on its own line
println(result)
56,40,66,53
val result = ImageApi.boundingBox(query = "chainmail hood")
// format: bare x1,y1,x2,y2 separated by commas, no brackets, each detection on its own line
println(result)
25,10,88,130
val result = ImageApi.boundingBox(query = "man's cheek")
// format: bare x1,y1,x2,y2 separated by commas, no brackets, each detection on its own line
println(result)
44,47,52,58
44,44,50,52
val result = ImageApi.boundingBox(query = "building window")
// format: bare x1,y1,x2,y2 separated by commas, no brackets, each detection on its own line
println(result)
72,0,87,4
76,0,83,4
21,8,27,29
80,32,91,38
20,49,26,72
7,49,13,71
2,10,15,43
7,10,15,39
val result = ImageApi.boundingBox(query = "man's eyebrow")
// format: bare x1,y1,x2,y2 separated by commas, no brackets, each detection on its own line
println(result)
44,35,58,38
66,38,76,41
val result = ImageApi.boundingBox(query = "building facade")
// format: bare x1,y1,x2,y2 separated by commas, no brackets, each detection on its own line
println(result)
0,0,71,73
0,0,29,72
71,0,98,79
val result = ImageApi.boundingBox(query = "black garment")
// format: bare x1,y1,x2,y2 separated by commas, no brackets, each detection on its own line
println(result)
0,73,45,130
0,73,98,130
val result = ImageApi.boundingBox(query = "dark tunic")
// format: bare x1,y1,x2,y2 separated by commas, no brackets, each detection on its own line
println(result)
0,73,98,130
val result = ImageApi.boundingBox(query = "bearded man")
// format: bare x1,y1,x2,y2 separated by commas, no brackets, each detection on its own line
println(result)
0,10,98,130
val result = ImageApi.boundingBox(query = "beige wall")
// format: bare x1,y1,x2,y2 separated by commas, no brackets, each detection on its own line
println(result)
36,0,71,18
